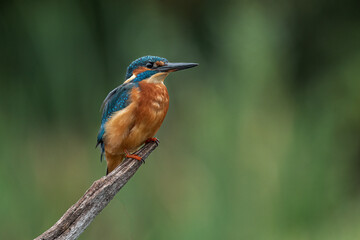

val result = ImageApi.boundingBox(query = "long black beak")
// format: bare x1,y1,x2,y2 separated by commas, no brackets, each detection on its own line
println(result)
157,62,198,72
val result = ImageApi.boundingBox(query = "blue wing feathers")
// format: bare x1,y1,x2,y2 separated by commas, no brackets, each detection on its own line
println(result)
96,82,135,161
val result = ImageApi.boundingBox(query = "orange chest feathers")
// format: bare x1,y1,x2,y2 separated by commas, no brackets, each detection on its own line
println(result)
133,81,169,125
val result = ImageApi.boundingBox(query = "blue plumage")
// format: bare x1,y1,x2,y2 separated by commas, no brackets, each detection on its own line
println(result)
96,82,135,161
97,68,158,149
125,56,168,79
132,70,157,83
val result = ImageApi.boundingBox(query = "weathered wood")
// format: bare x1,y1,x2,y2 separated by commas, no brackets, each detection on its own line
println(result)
35,141,158,240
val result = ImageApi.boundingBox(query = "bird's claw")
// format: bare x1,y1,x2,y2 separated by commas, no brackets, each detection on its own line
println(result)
146,137,160,145
125,151,144,164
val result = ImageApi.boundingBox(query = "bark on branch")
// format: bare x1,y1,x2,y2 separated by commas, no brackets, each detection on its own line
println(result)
35,141,159,240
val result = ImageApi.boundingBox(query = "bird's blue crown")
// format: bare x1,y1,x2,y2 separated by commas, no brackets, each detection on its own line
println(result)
125,55,168,79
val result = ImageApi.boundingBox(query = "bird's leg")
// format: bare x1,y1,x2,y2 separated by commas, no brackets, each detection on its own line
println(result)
124,149,145,164
145,137,160,144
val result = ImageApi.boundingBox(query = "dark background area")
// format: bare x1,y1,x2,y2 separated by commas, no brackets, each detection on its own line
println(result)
1,1,360,239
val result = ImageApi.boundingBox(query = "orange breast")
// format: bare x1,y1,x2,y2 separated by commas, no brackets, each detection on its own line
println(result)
122,81,169,151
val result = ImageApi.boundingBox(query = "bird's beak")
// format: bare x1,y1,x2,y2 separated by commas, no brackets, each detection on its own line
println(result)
157,62,198,72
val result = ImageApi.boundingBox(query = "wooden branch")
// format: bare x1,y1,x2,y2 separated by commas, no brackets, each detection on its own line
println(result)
35,141,159,240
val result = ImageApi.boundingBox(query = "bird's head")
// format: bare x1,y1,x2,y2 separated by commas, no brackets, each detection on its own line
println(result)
124,55,198,84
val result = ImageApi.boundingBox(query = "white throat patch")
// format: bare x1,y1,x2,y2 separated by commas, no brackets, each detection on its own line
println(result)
145,72,169,83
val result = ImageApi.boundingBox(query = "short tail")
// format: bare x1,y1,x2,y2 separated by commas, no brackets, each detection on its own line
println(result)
96,140,105,162
96,126,105,162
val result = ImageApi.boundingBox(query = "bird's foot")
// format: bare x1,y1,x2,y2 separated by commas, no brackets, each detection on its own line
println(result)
146,137,160,145
125,150,145,164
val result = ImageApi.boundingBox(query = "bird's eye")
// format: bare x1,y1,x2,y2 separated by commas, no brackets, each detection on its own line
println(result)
146,62,154,68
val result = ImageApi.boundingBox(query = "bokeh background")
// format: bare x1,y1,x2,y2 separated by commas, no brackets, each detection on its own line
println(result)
1,1,360,239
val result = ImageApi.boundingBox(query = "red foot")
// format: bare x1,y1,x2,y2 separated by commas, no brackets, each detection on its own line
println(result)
146,137,160,144
126,153,142,161
125,150,144,163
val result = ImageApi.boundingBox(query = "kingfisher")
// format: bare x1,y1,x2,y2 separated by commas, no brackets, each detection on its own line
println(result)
96,56,198,174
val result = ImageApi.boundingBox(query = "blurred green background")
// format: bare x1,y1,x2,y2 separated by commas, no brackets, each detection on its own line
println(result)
1,0,360,239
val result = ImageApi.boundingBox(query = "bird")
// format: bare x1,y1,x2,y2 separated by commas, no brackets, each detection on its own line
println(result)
96,55,198,174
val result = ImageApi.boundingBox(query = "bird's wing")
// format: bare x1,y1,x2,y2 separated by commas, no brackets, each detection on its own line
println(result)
96,82,135,161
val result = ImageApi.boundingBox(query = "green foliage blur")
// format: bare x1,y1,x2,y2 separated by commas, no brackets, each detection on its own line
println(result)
1,1,360,239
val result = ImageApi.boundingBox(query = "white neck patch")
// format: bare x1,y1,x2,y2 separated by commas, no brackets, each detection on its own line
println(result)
124,74,136,83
